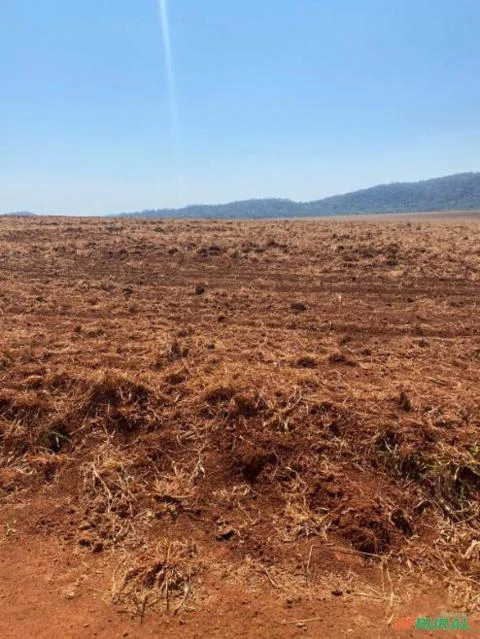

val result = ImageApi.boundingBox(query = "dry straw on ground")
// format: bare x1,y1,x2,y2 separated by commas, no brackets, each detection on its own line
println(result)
0,216,480,618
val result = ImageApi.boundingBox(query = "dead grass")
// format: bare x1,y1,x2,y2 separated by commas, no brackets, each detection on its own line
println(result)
111,540,200,617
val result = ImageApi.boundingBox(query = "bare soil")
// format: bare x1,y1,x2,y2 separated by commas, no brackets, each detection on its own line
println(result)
1,216,480,637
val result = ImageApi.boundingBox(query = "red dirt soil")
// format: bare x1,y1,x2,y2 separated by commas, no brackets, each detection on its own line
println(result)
1,216,480,637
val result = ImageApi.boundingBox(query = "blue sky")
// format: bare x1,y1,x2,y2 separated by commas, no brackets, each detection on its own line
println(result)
1,0,479,214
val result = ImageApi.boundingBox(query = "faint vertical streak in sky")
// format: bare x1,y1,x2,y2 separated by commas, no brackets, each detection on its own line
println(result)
158,0,183,203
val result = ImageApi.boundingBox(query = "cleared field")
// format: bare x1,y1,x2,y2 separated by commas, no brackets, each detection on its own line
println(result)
0,216,479,638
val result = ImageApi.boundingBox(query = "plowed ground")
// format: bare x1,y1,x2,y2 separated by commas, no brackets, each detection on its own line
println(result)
1,216,480,638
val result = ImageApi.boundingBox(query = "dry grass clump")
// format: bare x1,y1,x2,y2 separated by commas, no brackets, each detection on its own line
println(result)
327,351,358,367
373,418,480,521
280,495,331,542
152,462,199,517
153,338,190,369
0,392,52,459
111,540,200,617
79,371,163,434
81,441,142,547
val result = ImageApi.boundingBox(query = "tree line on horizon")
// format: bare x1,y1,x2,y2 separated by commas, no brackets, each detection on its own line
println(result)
116,172,480,219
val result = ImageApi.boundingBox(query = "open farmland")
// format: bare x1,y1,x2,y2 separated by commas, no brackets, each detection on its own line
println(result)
0,215,480,637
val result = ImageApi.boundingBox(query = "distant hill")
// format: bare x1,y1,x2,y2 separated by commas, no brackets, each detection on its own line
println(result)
0,211,36,217
116,172,480,219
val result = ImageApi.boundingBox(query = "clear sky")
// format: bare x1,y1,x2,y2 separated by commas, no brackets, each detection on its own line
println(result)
1,0,479,214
